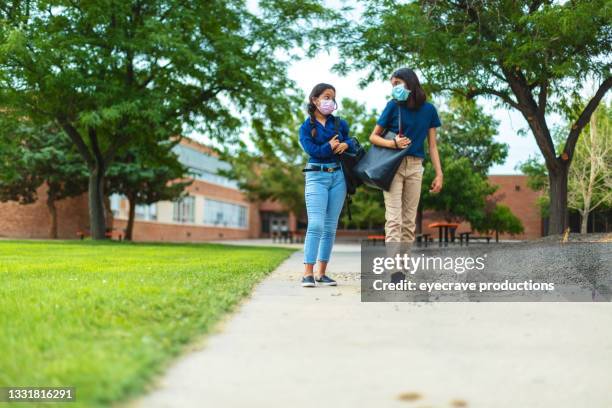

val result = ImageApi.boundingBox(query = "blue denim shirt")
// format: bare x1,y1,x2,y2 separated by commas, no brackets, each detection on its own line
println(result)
299,114,355,164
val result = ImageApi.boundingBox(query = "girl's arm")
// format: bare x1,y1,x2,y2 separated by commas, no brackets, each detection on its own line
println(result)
369,125,410,149
299,125,335,159
427,127,443,193
332,120,351,154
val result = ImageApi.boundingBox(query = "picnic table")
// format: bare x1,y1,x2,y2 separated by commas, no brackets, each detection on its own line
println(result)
428,222,460,245
459,232,492,245
366,234,386,245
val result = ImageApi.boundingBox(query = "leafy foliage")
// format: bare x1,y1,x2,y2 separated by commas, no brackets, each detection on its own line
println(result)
106,140,192,240
421,96,508,223
335,0,612,233
0,117,88,237
472,203,524,239
0,0,338,238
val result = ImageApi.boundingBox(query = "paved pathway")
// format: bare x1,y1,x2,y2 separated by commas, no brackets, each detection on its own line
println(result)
132,243,612,408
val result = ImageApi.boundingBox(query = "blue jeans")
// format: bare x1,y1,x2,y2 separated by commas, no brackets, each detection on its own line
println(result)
303,164,347,264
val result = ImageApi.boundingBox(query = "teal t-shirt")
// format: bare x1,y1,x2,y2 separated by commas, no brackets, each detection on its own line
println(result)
376,100,441,158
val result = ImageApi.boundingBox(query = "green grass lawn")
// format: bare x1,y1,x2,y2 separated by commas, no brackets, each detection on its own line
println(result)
0,240,294,407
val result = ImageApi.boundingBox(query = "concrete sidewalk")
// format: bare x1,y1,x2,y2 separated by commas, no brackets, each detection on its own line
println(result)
131,244,612,408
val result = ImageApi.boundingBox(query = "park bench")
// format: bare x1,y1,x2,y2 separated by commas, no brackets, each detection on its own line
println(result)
416,233,432,247
459,232,492,245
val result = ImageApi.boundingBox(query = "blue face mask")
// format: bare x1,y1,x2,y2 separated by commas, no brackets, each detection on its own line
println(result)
391,84,410,101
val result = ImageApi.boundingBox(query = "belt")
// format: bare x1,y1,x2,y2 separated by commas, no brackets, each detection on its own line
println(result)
302,165,342,173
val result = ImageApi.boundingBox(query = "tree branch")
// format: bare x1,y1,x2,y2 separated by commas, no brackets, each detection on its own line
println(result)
564,76,612,160
537,80,548,116
88,126,104,166
57,118,94,167
502,65,558,166
529,0,544,14
465,87,522,111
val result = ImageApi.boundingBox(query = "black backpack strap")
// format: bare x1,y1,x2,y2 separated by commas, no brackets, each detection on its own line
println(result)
334,116,340,136
381,102,398,136
395,100,403,136
345,194,353,221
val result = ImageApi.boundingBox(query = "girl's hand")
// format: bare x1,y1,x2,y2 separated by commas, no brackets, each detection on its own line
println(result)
430,174,443,193
334,142,348,154
328,135,340,151
394,135,411,149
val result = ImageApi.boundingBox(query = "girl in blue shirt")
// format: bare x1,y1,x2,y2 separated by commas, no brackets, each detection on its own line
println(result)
298,83,354,287
369,68,444,243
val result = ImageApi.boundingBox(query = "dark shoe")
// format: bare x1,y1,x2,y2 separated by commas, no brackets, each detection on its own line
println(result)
315,275,337,286
301,275,315,287
390,271,406,284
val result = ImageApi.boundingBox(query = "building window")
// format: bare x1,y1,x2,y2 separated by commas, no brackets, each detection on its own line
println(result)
135,203,157,221
173,196,195,223
192,169,237,188
110,194,122,217
204,198,248,229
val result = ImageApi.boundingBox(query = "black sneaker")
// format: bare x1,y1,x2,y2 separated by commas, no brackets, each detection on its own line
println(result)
315,275,337,286
301,275,315,287
390,271,406,284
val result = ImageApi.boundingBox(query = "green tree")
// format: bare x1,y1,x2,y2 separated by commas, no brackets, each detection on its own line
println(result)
520,103,612,231
0,0,335,239
0,120,88,238
106,141,192,241
420,96,508,226
421,154,497,225
472,203,524,242
336,0,612,234
437,97,508,176
219,95,308,219
568,103,612,233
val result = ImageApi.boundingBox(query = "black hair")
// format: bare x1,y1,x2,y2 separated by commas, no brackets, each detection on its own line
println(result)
307,83,336,137
391,68,426,110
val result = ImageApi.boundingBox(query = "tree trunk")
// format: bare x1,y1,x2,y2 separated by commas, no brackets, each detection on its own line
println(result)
46,196,58,239
580,210,589,234
125,196,136,241
548,164,569,235
88,164,107,240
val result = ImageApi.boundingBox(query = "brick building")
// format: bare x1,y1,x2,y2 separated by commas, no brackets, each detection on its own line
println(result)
0,138,542,241
0,138,296,241
419,175,543,240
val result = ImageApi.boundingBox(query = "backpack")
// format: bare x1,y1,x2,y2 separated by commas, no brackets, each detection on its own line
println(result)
332,117,365,221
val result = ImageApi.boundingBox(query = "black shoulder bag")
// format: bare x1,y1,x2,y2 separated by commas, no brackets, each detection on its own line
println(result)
333,117,365,220
353,101,408,191
334,117,365,194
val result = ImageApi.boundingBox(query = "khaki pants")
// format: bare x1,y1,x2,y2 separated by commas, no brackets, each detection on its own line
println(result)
383,155,423,243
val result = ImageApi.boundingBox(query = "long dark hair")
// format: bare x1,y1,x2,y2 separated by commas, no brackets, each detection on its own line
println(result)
391,68,426,110
307,83,336,137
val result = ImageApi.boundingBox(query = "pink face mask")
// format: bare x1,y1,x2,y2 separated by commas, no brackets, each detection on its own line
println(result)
318,99,336,115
